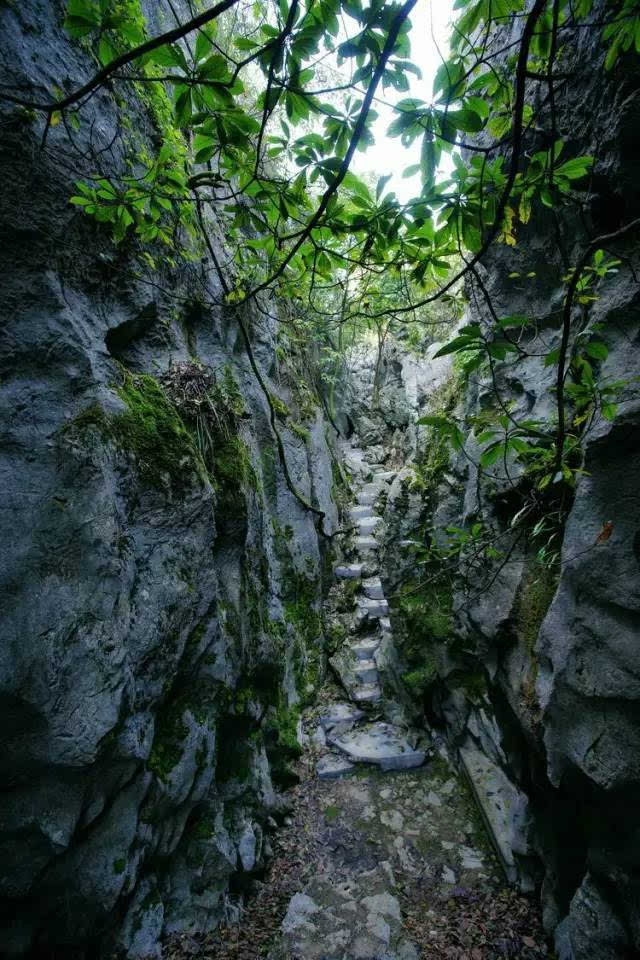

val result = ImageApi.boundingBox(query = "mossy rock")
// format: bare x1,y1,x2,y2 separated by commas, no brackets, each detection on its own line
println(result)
264,703,302,788
148,700,190,782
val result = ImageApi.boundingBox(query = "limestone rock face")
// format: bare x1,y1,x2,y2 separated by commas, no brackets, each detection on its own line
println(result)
0,2,337,956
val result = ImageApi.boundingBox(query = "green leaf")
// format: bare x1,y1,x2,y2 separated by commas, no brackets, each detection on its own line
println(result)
475,429,498,444
376,174,392,200
98,36,115,65
480,442,506,467
544,348,560,367
195,30,213,62
175,87,192,127
487,341,507,359
555,156,593,180
64,0,100,36
234,37,260,51
199,53,229,79
193,133,216,163
540,186,554,207
448,108,484,133
148,44,186,69
585,340,608,360
433,335,479,358
416,414,450,428
420,132,436,186
64,17,99,37
465,95,489,120
342,171,371,200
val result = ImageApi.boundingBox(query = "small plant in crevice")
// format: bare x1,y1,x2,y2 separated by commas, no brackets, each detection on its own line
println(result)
112,369,207,490
161,360,256,496
161,361,245,453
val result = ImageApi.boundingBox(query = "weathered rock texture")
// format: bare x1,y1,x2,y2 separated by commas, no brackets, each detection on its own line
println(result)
343,15,640,960
0,3,338,956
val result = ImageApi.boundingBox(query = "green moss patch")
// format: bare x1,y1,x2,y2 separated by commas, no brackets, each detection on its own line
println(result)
515,562,559,658
148,696,191,782
114,371,206,488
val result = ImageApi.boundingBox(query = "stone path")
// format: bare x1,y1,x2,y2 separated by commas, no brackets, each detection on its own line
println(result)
268,442,503,959
175,442,552,960
318,449,427,776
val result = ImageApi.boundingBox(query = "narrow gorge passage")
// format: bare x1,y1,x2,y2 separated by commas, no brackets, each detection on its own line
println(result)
177,440,551,960
2,2,639,957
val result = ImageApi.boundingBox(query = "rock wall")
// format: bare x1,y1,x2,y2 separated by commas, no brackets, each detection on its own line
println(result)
0,3,338,956
343,16,640,960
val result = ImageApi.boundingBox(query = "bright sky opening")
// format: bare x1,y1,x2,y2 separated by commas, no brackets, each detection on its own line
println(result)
351,0,454,202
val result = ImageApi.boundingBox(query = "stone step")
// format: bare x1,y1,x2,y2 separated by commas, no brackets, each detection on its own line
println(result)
352,683,382,704
372,470,396,483
358,516,383,536
360,482,386,498
318,703,365,732
352,638,380,660
356,597,389,620
354,660,378,684
316,754,355,780
329,722,426,772
356,490,378,506
380,751,428,772
334,563,363,580
362,576,384,600
354,536,378,554
349,505,375,521
379,617,392,634
341,446,368,475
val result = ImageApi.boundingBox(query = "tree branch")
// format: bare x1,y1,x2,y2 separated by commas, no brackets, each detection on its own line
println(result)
554,216,640,471
236,0,420,304
0,0,240,113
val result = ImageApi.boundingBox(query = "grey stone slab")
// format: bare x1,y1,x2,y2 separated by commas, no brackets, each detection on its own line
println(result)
349,505,375,521
358,515,383,536
372,471,396,482
362,577,385,600
352,684,382,703
360,482,386,498
318,704,365,731
352,638,380,661
354,660,378,684
334,563,363,580
458,745,518,882
316,755,355,780
379,751,426,772
357,597,389,619
354,536,378,554
329,722,424,769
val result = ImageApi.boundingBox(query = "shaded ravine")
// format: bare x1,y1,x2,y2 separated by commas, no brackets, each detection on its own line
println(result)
175,441,552,960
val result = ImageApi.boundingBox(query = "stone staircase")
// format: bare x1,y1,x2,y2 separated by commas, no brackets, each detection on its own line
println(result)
268,441,499,960
315,444,428,779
